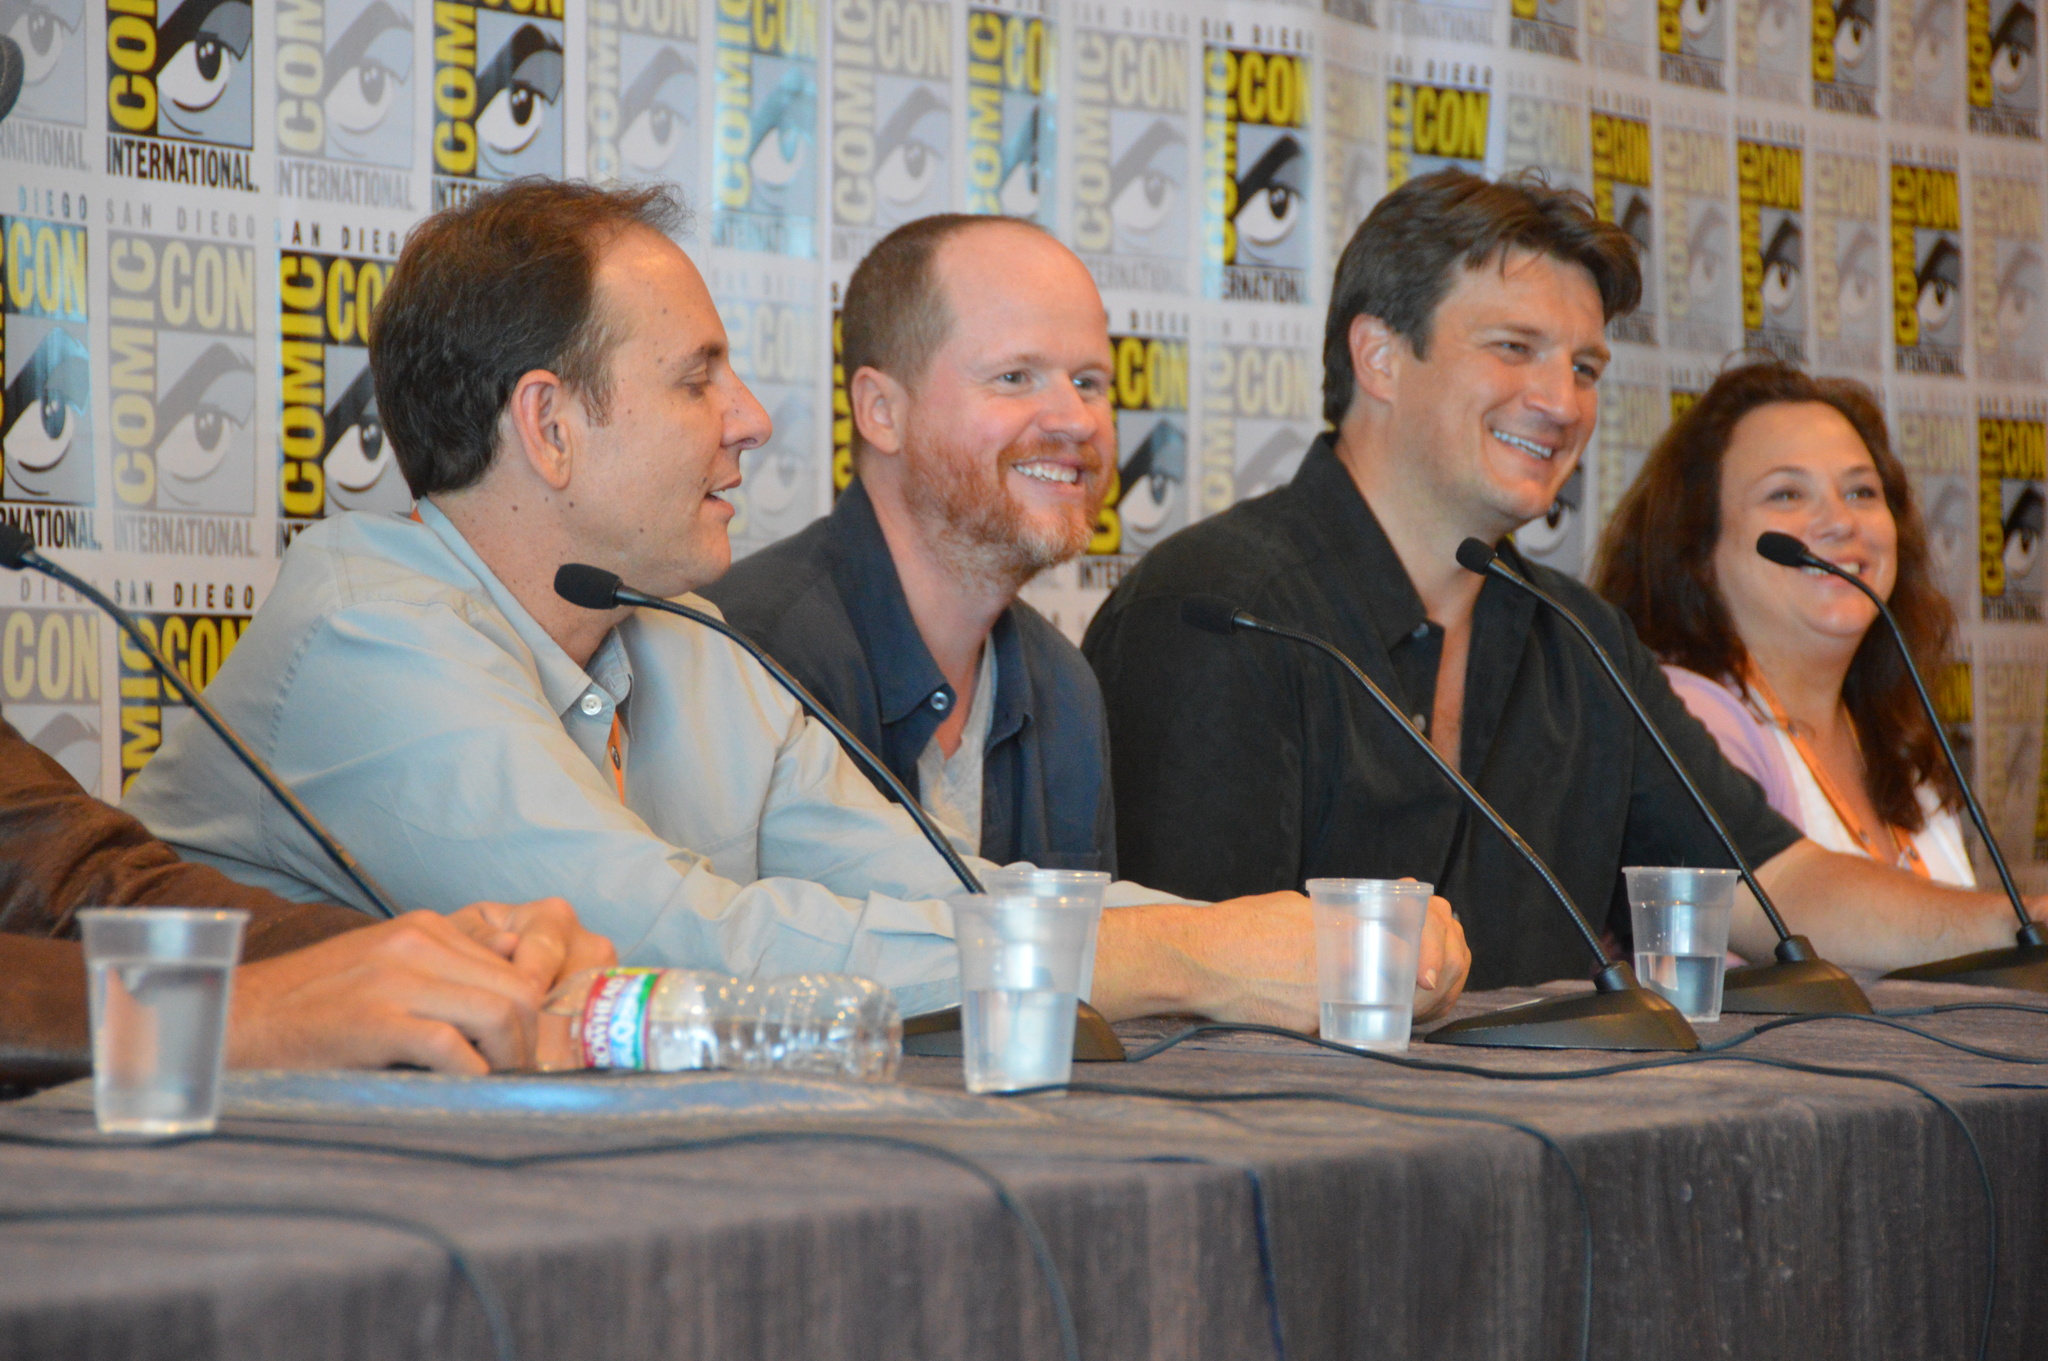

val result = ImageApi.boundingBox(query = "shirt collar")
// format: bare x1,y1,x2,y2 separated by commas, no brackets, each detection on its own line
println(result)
1289,435,1433,652
415,499,628,720
827,480,956,725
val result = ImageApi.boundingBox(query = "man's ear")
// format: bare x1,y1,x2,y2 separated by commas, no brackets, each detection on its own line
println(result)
849,365,910,459
1347,313,1403,407
503,369,579,490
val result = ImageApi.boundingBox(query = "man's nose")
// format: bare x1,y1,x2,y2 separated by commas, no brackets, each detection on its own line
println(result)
1524,354,1582,424
725,374,773,450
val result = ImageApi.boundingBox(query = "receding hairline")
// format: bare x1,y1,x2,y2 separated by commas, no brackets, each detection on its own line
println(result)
906,219,1100,378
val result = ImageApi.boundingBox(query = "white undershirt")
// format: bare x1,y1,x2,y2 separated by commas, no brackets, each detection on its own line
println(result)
1762,726,1977,888
916,643,996,857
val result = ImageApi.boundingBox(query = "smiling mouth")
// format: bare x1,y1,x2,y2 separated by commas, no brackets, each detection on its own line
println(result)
1490,428,1558,460
1013,460,1082,485
1803,560,1867,577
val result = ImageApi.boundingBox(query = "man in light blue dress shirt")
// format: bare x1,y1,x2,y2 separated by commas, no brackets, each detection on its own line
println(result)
125,180,1469,1024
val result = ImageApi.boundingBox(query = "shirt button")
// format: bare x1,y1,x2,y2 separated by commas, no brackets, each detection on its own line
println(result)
1411,713,1428,731
1411,623,1431,641
931,691,952,713
580,693,604,716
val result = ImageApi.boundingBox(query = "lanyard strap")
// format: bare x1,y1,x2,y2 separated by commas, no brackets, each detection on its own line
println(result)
606,712,627,804
1746,668,1930,878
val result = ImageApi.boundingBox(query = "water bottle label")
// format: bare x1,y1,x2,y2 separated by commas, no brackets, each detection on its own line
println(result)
579,968,661,1069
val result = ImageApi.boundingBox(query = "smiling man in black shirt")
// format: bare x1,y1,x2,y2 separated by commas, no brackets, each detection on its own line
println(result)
1085,169,2041,990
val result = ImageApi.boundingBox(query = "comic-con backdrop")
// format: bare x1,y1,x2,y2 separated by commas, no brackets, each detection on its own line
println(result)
4,0,2048,881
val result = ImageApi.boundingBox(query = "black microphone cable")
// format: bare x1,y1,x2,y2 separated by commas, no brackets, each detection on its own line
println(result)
554,563,982,896
0,525,401,919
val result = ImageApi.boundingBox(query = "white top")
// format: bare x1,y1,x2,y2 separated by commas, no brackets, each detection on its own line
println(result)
916,643,996,857
1762,724,1976,888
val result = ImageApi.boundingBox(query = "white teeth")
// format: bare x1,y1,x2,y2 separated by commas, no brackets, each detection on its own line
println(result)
1014,462,1080,485
1802,561,1865,575
1490,428,1555,459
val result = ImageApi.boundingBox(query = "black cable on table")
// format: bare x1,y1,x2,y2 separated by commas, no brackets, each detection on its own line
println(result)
1132,1155,1288,1361
0,1201,515,1361
0,1127,1081,1361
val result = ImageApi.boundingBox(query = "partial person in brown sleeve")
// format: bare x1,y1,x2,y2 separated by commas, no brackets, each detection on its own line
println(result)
0,719,614,1094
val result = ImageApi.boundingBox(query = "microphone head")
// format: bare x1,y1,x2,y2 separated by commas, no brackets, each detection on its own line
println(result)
1180,595,1243,636
1455,537,1498,575
0,522,33,570
1755,532,1813,568
554,563,624,610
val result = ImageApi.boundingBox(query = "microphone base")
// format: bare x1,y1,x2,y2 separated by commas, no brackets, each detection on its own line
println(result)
1882,939,2048,993
902,1002,1128,1061
1720,954,1874,1015
1424,984,1700,1051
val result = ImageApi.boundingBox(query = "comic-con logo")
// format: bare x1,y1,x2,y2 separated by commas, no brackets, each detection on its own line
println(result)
1512,0,1580,57
711,0,817,256
1660,0,1729,88
1892,159,1964,374
1204,44,1308,303
1324,59,1377,277
117,606,245,787
832,0,952,262
279,248,407,545
107,227,260,542
0,216,91,514
1385,69,1491,190
721,290,817,551
1968,0,2041,137
431,0,564,210
1813,0,1879,113
1737,0,1805,101
1811,149,1885,370
1071,24,1190,293
105,0,256,187
1972,170,2045,382
589,0,698,187
277,0,413,166
0,0,88,130
1090,332,1187,556
1738,136,1805,361
1662,123,1735,354
1891,0,1959,124
0,603,99,792
966,8,1052,222
1592,108,1655,344
1895,399,1976,607
1978,409,2046,620
1199,340,1315,513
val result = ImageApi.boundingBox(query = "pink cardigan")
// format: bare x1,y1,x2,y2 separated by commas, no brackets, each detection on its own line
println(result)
1661,666,1803,826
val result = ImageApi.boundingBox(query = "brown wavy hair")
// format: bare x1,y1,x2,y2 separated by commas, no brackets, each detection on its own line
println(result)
1593,361,1961,831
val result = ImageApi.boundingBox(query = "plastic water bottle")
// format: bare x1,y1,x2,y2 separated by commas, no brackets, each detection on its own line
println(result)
540,969,902,1081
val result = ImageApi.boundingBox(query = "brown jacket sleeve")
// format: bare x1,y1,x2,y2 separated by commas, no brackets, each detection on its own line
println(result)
0,718,371,1091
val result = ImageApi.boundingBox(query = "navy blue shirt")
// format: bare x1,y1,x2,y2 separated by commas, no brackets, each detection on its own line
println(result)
703,480,1117,873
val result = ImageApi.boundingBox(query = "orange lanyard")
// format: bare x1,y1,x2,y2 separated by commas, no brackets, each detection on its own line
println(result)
1746,668,1930,878
606,712,627,804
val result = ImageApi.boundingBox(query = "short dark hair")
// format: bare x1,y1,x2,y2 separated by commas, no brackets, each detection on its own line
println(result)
840,213,1048,453
371,178,686,498
1322,169,1642,425
1593,361,1961,831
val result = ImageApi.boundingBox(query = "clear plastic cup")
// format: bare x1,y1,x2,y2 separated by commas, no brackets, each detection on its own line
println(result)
80,908,249,1136
952,891,1102,1095
1624,867,1740,1022
976,869,1112,1001
1308,879,1433,1052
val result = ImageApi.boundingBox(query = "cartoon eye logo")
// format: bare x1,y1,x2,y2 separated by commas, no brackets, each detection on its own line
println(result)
1516,470,1581,556
1110,120,1186,236
619,44,692,175
1916,238,1962,334
1833,0,1876,67
1837,227,1880,319
155,344,253,491
1113,420,1185,537
1755,0,1797,50
477,23,563,159
326,418,387,493
875,86,945,207
1912,0,1954,81
1991,5,2036,94
320,3,411,137
1687,206,1729,300
2004,486,2043,579
8,4,75,88
1760,220,1802,317
1681,0,1717,39
328,60,396,134
1998,247,2043,342
1234,135,1305,251
2,328,88,477
161,37,231,112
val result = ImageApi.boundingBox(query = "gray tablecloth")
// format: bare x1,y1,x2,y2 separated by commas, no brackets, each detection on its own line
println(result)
3,980,2046,1361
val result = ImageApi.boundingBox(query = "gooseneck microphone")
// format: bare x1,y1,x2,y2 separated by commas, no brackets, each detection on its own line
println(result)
555,563,983,896
1456,538,1872,1016
0,525,401,919
1756,530,2048,991
1180,595,1697,1050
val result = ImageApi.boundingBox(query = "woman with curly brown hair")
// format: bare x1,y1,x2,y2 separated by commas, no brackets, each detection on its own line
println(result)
1594,361,1973,887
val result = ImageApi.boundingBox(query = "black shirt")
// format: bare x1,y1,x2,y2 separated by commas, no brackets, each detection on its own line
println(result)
703,480,1117,872
1082,436,1802,989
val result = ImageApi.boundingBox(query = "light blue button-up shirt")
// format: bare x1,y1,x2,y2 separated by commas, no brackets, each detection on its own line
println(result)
124,505,1007,1014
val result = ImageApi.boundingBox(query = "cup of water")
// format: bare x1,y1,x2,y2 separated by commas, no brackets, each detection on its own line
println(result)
952,891,1102,1095
80,908,248,1137
975,868,1111,1001
1623,867,1740,1023
1309,879,1433,1051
